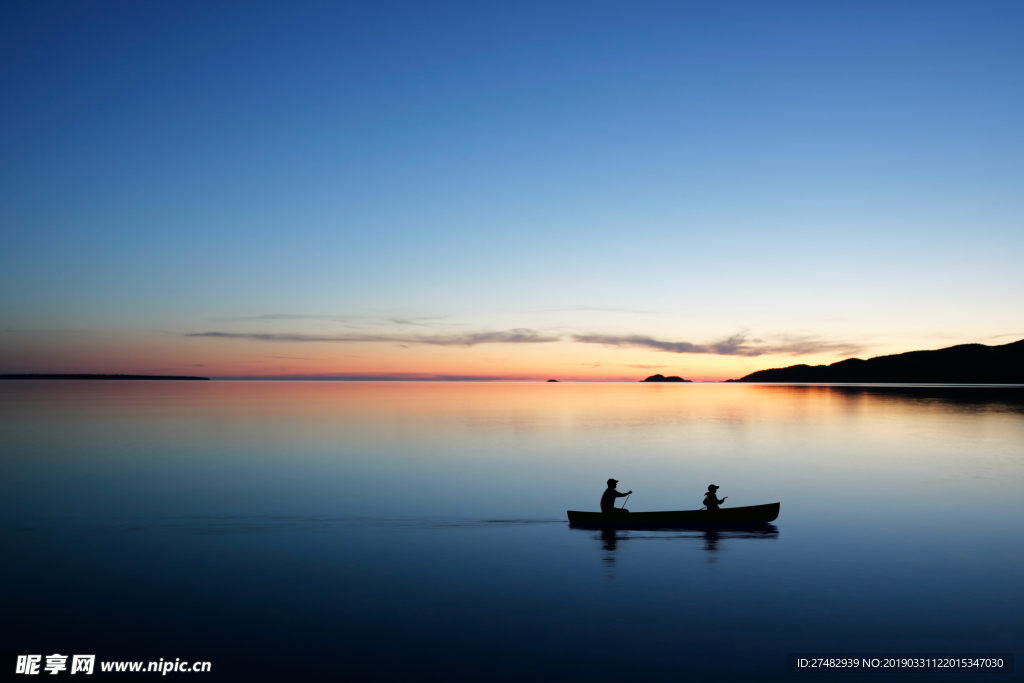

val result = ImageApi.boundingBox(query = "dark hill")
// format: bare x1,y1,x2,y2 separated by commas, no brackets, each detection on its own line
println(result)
729,339,1024,384
642,374,692,382
0,374,210,380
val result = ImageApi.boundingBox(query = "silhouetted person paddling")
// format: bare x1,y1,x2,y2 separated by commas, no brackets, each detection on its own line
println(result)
601,478,632,514
704,484,727,511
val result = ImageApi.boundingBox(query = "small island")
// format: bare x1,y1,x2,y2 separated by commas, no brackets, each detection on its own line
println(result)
546,379,559,382
641,374,692,382
0,374,210,381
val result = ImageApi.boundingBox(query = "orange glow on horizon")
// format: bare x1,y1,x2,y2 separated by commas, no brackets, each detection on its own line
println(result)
0,330,873,383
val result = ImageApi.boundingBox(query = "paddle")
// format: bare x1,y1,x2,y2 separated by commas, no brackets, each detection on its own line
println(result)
620,493,631,510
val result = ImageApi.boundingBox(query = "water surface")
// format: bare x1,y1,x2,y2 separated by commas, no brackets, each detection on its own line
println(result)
1,381,1021,680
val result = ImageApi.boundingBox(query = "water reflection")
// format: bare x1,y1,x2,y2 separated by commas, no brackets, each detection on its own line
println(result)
754,384,1024,415
696,525,779,561
600,528,621,566
575,523,779,567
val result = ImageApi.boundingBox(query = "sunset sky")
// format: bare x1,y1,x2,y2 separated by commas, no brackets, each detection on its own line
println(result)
2,1,1022,381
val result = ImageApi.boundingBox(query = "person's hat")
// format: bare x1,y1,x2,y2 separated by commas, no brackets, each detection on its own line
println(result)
708,484,719,491
607,478,618,486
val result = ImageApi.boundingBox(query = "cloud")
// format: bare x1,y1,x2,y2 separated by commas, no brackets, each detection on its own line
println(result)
187,329,559,346
211,373,528,381
267,355,359,361
2,328,89,336
528,306,658,315
189,326,862,357
386,316,447,326
572,332,864,357
982,332,1024,341
213,313,448,326
214,314,344,322
764,335,866,356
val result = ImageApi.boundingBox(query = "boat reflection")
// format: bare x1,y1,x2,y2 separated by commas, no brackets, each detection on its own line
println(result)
571,523,779,566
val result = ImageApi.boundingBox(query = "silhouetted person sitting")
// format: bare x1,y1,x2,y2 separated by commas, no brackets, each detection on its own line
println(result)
704,484,727,511
601,478,632,514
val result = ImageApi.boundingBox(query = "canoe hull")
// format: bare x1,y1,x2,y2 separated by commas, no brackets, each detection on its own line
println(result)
567,502,780,526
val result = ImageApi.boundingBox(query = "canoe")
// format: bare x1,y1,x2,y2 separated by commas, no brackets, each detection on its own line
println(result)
567,502,780,526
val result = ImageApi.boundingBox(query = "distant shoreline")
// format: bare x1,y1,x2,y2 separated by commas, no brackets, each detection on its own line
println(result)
0,374,210,381
727,339,1024,384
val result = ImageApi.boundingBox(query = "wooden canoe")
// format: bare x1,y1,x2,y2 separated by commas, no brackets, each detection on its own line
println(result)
567,502,780,526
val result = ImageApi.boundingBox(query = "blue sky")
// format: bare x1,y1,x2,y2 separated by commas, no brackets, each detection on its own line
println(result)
1,1,1022,379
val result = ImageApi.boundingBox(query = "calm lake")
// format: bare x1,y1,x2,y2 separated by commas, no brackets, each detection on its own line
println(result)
1,381,1021,681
